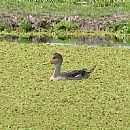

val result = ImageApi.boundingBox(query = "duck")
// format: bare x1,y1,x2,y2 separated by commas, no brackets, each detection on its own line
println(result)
43,53,96,81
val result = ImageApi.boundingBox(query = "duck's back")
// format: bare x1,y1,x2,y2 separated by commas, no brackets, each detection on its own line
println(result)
62,69,88,80
62,64,96,80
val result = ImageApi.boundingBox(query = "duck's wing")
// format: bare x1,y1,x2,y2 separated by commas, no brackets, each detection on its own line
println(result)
62,69,87,80
62,64,96,80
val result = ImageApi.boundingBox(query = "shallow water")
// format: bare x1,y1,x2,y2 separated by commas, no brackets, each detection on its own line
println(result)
0,34,130,49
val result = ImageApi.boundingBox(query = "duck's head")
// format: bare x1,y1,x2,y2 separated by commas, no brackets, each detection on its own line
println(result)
44,53,63,65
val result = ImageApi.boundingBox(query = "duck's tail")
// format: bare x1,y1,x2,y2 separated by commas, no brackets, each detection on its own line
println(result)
83,64,96,79
89,64,97,73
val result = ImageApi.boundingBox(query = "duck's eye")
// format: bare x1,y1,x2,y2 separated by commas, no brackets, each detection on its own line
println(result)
53,56,56,59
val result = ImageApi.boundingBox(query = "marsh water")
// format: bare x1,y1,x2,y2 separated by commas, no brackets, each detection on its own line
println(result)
0,34,130,48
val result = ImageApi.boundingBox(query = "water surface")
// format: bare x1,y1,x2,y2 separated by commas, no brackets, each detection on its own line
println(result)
0,34,130,48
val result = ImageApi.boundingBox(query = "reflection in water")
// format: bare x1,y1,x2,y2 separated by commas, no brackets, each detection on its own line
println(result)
0,34,130,48
0,35,53,43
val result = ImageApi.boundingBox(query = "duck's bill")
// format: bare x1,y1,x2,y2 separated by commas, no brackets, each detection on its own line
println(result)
43,59,52,65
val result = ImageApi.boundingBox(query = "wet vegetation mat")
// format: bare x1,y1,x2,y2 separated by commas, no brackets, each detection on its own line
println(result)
0,42,130,130
0,0,130,129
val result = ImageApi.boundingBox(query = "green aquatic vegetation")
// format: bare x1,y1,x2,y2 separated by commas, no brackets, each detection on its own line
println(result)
126,21,130,33
0,29,87,38
113,34,130,44
1,29,130,47
107,22,128,32
0,29,121,38
107,21,130,34
20,20,33,32
0,42,130,130
19,36,31,43
53,21,79,31
0,29,130,38
53,36,76,43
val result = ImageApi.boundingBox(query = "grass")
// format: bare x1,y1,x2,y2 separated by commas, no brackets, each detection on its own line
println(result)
0,42,130,130
0,0,130,18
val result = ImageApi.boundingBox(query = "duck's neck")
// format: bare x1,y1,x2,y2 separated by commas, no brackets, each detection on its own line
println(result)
52,63,62,78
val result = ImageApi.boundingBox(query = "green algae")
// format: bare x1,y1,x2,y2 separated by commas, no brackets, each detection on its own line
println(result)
0,42,130,130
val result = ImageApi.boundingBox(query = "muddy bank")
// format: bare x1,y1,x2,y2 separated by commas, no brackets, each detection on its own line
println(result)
0,13,128,31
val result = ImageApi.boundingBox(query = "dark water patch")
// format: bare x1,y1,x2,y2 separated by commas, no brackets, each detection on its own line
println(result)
0,35,53,43
0,34,130,48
